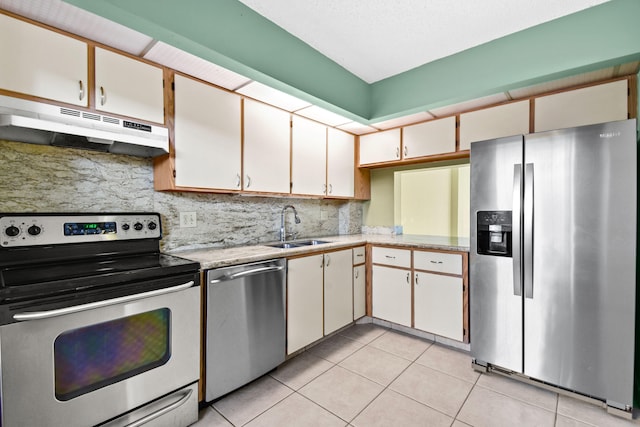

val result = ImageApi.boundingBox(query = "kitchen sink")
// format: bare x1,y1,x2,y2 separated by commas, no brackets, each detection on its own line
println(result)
266,239,331,249
267,242,301,249
294,240,330,246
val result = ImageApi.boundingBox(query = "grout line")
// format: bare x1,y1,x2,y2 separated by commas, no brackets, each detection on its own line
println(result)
450,366,482,423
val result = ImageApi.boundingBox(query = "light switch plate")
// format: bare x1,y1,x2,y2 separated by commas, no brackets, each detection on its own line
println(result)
180,211,197,228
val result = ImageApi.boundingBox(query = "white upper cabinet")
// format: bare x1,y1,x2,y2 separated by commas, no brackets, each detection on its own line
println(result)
534,80,628,132
173,75,241,190
459,100,530,150
0,13,88,106
359,128,401,165
291,116,327,196
243,99,291,193
326,128,355,198
402,116,456,159
94,47,165,123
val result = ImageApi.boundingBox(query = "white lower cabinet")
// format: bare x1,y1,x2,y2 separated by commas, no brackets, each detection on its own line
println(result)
323,249,354,335
414,272,463,341
372,265,411,327
371,246,467,342
353,265,366,320
287,254,324,355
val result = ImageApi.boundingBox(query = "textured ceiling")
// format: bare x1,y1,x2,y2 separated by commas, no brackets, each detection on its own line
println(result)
238,0,611,83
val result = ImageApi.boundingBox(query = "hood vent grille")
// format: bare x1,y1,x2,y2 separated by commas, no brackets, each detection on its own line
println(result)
0,95,169,157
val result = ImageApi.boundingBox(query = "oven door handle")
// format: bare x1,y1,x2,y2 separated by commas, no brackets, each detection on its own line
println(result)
124,387,193,427
12,280,195,321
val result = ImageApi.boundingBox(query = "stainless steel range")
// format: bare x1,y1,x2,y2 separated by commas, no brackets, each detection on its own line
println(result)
0,213,201,427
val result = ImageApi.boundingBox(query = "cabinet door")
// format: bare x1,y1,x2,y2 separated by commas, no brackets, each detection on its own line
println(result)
459,100,529,151
353,264,366,320
324,249,354,334
326,128,355,197
174,75,241,190
534,80,628,132
372,265,411,327
243,99,291,193
359,128,401,165
0,14,88,106
287,254,324,354
414,272,463,341
403,116,456,159
94,47,165,123
291,116,326,196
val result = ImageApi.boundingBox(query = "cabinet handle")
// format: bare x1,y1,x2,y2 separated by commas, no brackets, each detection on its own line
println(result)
236,174,241,188
403,145,408,157
355,269,359,279
430,260,443,264
356,254,364,258
78,80,84,101
99,86,106,106
325,254,331,267
415,273,419,285
328,184,333,194
396,147,400,158
323,183,327,194
406,272,410,283
385,255,396,259
246,175,251,188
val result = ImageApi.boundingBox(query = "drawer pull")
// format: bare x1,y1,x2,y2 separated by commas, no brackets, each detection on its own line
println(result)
385,255,396,259
430,260,443,264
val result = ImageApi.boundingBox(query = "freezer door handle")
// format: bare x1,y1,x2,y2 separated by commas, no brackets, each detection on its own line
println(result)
512,164,522,296
524,163,534,299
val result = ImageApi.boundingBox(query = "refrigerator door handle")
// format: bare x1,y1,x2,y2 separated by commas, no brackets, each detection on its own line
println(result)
512,164,523,296
524,163,534,299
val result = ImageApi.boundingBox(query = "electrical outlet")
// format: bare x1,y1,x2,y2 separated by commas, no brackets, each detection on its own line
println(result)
180,211,197,228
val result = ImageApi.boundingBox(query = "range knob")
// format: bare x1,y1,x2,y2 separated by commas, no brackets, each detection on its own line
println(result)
5,225,20,237
147,221,157,231
27,225,42,236
122,223,130,231
133,222,144,231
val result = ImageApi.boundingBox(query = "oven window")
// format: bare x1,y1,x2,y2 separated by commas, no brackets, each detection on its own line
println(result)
54,308,171,401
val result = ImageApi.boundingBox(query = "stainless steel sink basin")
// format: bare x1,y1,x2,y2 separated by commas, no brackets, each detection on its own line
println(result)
266,239,330,249
294,240,330,246
267,242,301,249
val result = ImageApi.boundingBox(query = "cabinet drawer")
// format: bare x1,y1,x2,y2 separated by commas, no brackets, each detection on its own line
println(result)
353,246,366,265
413,251,462,275
372,247,411,268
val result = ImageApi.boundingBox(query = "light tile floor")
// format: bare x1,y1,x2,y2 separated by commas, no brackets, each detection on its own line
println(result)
194,324,640,427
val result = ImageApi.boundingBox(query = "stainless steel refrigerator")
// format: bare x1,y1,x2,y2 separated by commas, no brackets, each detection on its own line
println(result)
470,119,637,414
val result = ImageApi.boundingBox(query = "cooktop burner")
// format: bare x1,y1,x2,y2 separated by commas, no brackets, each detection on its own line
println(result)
0,213,200,314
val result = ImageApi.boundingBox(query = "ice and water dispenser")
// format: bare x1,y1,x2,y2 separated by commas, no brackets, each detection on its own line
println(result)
476,211,512,257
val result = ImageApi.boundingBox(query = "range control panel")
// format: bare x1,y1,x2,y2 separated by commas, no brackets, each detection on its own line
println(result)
0,213,161,247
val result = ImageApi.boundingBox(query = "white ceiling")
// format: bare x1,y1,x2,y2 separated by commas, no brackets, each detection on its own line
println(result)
238,0,611,83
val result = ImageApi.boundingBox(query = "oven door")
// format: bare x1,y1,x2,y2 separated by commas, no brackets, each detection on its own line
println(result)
0,277,200,427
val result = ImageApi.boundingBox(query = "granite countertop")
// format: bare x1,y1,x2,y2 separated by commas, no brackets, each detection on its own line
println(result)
170,234,469,270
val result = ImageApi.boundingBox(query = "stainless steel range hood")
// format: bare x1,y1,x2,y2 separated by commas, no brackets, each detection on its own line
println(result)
0,95,169,157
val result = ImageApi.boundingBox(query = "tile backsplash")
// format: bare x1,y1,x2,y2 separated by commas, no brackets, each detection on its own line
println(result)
0,140,363,251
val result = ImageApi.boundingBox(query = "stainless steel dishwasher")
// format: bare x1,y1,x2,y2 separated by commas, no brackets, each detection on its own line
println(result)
205,258,286,401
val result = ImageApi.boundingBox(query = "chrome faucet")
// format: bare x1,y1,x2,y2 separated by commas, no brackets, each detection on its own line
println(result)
280,205,301,242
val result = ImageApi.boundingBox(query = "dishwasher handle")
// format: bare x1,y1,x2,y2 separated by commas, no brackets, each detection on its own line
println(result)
209,265,284,284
